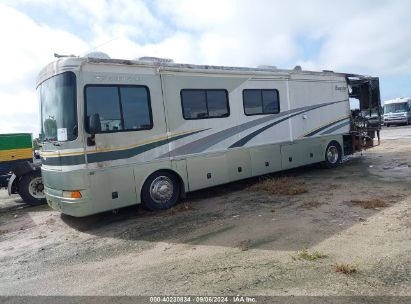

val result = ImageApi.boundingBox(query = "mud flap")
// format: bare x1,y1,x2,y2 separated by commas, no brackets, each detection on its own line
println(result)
7,173,17,196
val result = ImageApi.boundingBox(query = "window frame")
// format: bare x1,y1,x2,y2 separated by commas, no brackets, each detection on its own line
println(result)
242,89,280,116
84,84,153,134
180,89,230,120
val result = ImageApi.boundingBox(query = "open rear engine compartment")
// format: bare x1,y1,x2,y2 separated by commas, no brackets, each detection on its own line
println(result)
344,75,382,155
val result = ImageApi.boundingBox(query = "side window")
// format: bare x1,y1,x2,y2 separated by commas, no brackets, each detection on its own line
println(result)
120,87,152,129
85,85,153,133
86,87,122,132
181,89,229,120
243,89,280,115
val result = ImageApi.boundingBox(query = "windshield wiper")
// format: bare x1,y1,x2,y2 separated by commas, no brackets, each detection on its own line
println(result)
40,136,59,144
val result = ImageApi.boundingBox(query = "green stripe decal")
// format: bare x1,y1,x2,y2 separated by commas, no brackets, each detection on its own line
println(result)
41,129,207,166
321,120,351,135
229,101,348,148
303,117,350,137
0,134,32,150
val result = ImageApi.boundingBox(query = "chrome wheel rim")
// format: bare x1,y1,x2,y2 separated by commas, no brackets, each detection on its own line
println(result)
327,146,339,164
28,177,45,199
149,176,174,204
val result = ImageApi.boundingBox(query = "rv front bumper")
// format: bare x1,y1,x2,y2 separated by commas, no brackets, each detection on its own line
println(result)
384,116,408,125
45,186,92,217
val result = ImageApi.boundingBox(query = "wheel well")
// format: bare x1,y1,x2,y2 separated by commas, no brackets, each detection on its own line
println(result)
327,140,342,148
326,140,342,153
140,169,186,200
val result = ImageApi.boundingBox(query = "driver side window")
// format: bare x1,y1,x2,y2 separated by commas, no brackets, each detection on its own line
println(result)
85,85,153,133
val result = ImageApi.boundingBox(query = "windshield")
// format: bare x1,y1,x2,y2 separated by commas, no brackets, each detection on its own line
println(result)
38,72,77,142
384,102,409,114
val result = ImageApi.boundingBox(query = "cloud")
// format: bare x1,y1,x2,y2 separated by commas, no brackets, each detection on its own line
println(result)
0,0,410,135
148,0,411,75
0,3,88,135
1,90,39,135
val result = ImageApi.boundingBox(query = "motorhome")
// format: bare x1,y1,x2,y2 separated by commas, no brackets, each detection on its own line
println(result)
37,54,381,217
383,97,411,126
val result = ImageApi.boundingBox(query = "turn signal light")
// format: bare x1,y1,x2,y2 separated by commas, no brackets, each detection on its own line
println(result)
63,190,82,199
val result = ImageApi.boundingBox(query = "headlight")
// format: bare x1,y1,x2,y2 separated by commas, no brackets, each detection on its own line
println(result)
62,190,82,199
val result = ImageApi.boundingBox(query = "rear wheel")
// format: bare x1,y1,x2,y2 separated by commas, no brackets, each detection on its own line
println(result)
18,170,46,205
324,141,342,168
141,171,180,211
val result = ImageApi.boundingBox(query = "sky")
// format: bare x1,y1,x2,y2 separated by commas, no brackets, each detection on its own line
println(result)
1,0,410,137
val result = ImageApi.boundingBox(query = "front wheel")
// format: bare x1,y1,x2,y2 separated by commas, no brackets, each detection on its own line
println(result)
18,170,46,205
141,171,180,211
324,141,342,168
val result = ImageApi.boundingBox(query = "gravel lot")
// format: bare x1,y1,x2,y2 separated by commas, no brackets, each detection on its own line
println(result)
0,127,410,296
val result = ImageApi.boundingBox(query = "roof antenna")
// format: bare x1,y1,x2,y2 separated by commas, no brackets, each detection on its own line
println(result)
84,37,118,54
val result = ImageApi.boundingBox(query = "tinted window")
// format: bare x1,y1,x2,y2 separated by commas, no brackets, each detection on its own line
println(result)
181,90,207,119
243,89,280,115
86,87,122,132
85,86,152,133
243,90,262,115
181,89,229,120
207,90,229,117
120,87,152,129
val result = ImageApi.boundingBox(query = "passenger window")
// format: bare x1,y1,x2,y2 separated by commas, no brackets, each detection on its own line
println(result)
243,89,280,115
120,87,152,129
85,85,153,133
181,89,229,120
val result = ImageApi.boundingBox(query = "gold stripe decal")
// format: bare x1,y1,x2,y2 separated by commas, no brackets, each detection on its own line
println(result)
40,129,205,158
41,128,208,166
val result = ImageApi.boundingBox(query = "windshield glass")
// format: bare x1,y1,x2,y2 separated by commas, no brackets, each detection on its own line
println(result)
38,72,77,141
384,102,408,114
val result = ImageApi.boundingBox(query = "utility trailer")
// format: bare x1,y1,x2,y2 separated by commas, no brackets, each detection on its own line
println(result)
0,133,45,205
37,54,381,217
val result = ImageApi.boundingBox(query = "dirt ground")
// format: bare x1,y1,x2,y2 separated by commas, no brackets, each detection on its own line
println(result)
0,128,410,296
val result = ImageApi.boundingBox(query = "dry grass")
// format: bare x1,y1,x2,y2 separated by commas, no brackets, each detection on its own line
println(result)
0,230,8,236
299,200,322,209
292,249,328,261
250,177,308,196
237,240,251,251
333,263,359,274
169,203,195,215
349,198,389,209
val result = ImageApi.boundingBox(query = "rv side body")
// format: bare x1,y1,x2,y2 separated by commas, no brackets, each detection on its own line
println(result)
38,58,351,217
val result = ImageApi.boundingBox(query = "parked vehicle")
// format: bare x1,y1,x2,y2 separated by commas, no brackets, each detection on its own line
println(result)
383,97,411,126
37,54,381,217
0,133,45,205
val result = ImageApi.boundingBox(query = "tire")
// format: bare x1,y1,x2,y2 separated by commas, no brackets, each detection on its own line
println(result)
324,141,342,169
18,170,46,205
141,171,180,211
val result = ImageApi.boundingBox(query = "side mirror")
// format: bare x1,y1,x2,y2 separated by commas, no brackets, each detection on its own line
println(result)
88,113,101,135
